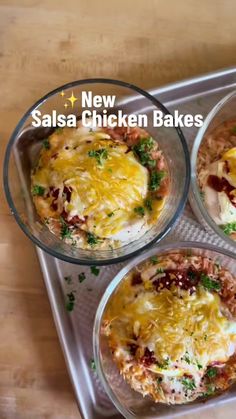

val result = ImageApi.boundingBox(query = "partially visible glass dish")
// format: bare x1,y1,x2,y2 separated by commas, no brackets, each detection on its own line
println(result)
3,79,190,265
93,242,236,418
190,90,236,251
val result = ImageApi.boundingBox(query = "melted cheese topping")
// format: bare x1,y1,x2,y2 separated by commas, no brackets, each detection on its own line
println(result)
32,126,165,240
203,147,236,225
105,275,236,383
222,147,236,188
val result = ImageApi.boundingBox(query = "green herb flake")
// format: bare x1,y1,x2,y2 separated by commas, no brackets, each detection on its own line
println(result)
156,268,164,274
197,362,203,370
88,148,108,165
145,198,153,211
42,138,50,149
64,275,72,284
204,334,208,341
157,377,163,383
132,137,156,168
32,185,45,196
183,353,191,364
149,171,166,191
200,273,221,292
151,256,159,265
90,358,96,371
206,367,217,378
107,212,114,217
181,377,196,391
65,292,75,312
60,217,72,240
158,358,169,369
201,384,215,397
78,272,86,283
222,222,236,235
87,232,99,247
90,266,100,276
134,206,145,217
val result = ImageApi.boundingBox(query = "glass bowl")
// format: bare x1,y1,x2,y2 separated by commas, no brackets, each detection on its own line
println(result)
3,79,190,265
93,242,236,418
189,90,236,253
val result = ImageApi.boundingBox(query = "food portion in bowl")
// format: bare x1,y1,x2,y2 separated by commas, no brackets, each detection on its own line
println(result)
102,251,236,404
197,120,236,240
31,124,169,250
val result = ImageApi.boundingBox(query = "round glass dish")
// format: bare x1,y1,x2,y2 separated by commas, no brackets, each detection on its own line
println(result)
189,90,236,252
93,242,236,418
3,79,190,265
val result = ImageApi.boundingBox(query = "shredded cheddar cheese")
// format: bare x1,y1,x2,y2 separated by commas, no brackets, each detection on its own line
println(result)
32,125,168,247
104,255,236,404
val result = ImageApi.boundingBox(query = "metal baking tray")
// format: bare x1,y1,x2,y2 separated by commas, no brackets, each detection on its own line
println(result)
36,67,236,419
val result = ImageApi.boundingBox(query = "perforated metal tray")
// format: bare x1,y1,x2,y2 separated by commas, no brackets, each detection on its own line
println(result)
36,67,236,419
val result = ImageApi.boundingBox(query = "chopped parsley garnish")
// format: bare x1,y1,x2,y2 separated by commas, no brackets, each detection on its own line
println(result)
65,292,75,312
157,377,163,383
200,273,221,292
88,148,108,165
32,185,45,196
149,171,165,191
134,206,145,217
90,266,100,276
156,268,164,274
90,358,96,371
87,232,99,246
64,275,72,284
151,256,159,265
60,217,72,240
78,272,86,283
145,198,153,211
107,212,114,217
181,377,196,391
132,137,156,168
206,367,217,378
204,334,208,341
197,362,203,370
201,384,215,397
183,353,191,364
158,358,169,369
222,222,236,235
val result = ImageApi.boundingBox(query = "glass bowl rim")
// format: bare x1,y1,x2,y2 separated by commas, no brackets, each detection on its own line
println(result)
3,78,190,265
93,240,236,418
190,89,236,250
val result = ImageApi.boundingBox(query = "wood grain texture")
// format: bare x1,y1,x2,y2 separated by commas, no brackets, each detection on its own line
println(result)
0,0,236,418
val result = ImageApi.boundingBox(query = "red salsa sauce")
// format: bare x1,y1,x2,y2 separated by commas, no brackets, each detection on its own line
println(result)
207,175,235,207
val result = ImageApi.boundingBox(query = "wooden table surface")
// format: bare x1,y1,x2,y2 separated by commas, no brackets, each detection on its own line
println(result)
1,0,236,418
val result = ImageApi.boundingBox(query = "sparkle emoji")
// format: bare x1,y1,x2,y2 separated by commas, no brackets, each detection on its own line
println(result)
67,91,78,108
